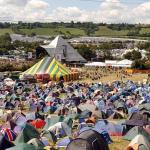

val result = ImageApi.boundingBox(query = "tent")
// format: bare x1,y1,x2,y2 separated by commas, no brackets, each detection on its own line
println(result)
67,130,109,150
20,57,79,82
0,134,15,150
44,116,64,130
139,103,150,111
41,130,57,144
6,143,42,150
123,112,149,126
27,138,45,148
85,62,106,67
116,59,133,68
123,126,150,141
95,120,123,136
108,111,124,120
31,119,46,129
56,136,72,148
48,122,71,137
15,123,40,144
127,134,150,150
1,128,17,142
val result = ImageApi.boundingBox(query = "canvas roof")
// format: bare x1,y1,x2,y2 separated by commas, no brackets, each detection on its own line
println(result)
15,123,40,144
20,57,72,80
123,126,150,141
127,134,150,150
6,143,42,150
41,36,86,62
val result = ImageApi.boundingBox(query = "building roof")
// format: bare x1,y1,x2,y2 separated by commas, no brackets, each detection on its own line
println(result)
41,36,86,62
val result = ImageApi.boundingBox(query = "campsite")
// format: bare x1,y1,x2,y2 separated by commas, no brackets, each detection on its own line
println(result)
0,33,149,150
0,70,150,150
0,1,150,149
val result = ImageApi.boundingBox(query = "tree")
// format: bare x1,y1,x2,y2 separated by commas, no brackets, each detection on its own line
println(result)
132,59,146,69
76,45,96,61
124,50,142,60
31,32,36,37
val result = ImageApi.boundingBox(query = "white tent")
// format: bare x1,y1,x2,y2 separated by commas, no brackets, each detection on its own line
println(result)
105,60,118,66
85,62,106,67
116,59,133,68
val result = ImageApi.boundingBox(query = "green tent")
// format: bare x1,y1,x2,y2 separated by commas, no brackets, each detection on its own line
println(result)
27,138,45,148
63,114,79,128
15,124,40,144
20,57,79,82
44,114,79,130
123,126,150,141
44,116,64,130
41,130,57,144
6,143,43,150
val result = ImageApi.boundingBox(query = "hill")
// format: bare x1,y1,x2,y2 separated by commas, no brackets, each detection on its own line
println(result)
20,27,85,36
94,26,129,36
0,24,150,40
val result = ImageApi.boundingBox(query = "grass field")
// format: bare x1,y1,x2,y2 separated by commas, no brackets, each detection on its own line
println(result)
0,28,13,35
0,26,150,39
109,137,130,150
94,26,129,37
20,27,85,36
139,27,150,34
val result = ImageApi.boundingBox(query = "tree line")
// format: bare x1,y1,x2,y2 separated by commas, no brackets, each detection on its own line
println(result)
0,33,41,55
0,22,150,37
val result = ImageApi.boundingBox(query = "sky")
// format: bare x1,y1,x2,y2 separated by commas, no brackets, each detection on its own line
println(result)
0,0,149,23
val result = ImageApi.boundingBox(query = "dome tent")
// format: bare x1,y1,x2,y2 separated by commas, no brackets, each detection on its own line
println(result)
66,130,109,150
127,134,150,150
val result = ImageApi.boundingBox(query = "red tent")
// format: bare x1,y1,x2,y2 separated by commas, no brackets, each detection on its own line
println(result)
31,119,46,129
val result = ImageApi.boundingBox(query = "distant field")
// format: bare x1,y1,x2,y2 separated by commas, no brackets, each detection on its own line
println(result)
139,27,150,34
0,28,13,35
94,26,129,36
0,26,150,40
20,27,85,36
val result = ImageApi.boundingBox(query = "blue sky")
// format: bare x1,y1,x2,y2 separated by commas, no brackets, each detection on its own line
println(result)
0,0,149,23
46,0,149,10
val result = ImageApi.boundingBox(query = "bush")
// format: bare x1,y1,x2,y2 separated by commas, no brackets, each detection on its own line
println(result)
124,50,142,60
132,59,150,69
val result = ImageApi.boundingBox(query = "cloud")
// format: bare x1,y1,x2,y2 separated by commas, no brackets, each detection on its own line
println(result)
0,0,149,23
27,0,49,10
0,0,49,22
132,2,150,24
49,7,89,22
0,0,29,7
48,0,150,24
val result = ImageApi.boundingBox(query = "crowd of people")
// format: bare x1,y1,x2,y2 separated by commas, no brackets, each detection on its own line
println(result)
0,76,149,150
81,67,132,81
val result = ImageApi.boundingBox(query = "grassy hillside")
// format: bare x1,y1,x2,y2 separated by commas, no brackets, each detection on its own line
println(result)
139,28,150,34
0,26,150,39
20,27,85,36
94,26,129,36
0,28,13,35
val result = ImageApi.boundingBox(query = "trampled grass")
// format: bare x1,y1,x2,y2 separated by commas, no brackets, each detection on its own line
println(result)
109,137,130,150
